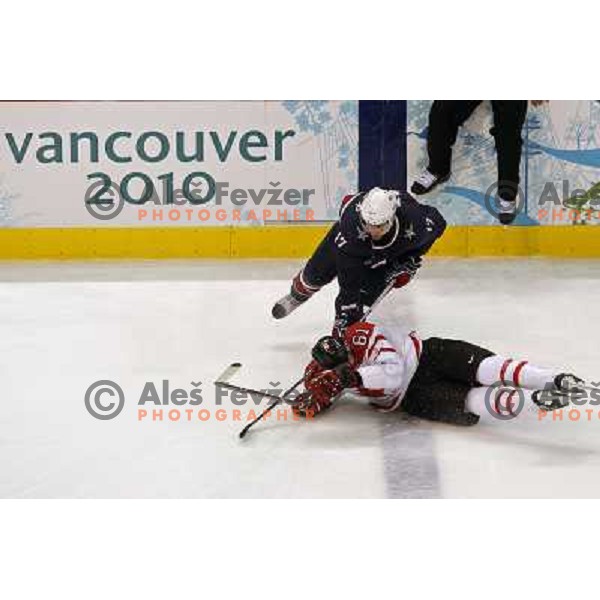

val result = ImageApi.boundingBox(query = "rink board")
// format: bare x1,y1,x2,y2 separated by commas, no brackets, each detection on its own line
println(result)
0,224,599,259
0,100,598,259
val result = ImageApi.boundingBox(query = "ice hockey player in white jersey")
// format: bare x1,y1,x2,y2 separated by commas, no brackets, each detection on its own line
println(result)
292,319,586,425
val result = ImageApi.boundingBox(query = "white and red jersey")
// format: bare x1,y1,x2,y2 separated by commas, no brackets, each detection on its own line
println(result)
343,320,422,412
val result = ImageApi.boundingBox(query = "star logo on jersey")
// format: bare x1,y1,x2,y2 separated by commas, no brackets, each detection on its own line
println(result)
357,226,370,241
404,223,416,240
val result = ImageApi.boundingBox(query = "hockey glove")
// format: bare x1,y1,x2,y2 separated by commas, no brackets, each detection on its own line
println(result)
386,256,422,288
333,305,364,339
290,391,330,418
305,363,361,402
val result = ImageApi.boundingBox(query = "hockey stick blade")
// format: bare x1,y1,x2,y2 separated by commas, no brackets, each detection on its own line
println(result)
214,362,242,385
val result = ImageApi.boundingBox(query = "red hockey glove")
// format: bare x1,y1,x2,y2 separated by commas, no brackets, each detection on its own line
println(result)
290,391,330,418
304,359,324,383
392,271,411,288
305,364,361,402
292,360,328,417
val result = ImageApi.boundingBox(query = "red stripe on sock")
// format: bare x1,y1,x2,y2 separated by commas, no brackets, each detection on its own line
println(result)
494,389,518,415
499,359,513,385
298,271,320,292
494,390,508,414
513,361,528,387
293,272,319,297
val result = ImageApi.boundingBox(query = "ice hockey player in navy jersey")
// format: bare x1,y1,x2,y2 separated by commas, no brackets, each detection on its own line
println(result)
291,319,586,426
271,187,446,336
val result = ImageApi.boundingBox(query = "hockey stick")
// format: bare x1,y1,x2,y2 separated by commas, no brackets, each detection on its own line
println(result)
215,367,303,403
214,364,303,436
235,279,397,439
364,278,396,315
237,377,304,439
215,380,288,404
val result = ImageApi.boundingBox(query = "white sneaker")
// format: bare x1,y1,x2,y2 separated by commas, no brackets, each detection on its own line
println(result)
498,198,517,225
411,169,450,195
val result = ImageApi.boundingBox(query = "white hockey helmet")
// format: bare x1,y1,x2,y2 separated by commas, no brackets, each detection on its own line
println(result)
357,187,400,227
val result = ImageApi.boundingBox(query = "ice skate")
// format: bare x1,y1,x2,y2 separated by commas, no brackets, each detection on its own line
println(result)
554,373,585,393
271,292,307,319
531,388,570,412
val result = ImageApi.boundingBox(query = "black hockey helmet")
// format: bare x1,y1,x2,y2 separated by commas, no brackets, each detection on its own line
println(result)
311,335,349,369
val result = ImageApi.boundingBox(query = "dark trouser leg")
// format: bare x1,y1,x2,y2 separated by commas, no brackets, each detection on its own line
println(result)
427,100,482,177
490,100,528,202
292,225,339,300
357,269,389,308
332,267,388,335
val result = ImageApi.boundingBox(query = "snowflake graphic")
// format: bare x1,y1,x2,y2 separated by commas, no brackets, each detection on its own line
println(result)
0,175,17,227
282,100,333,135
338,143,351,169
282,101,358,218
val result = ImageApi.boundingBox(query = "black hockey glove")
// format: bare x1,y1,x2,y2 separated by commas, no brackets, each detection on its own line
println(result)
386,256,422,289
332,305,364,339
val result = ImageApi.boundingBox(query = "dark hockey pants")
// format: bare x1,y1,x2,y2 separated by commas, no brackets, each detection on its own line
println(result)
300,225,389,317
401,337,495,426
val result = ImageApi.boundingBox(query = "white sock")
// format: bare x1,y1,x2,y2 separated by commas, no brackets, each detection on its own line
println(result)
466,386,536,420
476,356,557,390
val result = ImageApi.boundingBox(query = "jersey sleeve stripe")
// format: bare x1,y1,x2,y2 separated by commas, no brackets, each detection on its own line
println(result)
409,333,422,359
339,193,361,218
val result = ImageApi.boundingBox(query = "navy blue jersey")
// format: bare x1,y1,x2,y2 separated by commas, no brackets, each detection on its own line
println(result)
333,191,446,310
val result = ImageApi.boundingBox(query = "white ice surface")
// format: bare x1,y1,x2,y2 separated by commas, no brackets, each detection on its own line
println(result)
1,258,599,498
